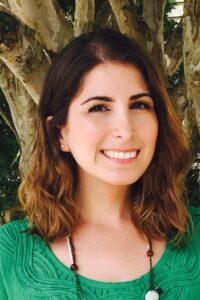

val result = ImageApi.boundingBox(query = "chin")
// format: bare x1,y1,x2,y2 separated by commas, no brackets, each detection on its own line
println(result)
103,176,141,186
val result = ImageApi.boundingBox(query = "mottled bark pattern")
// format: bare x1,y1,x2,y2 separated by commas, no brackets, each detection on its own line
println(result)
108,0,144,43
0,5,50,103
183,0,200,134
6,0,73,51
74,0,95,36
165,21,183,76
0,61,37,175
143,0,167,82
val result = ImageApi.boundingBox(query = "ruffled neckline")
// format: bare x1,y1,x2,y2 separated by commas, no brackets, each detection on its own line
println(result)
36,228,172,288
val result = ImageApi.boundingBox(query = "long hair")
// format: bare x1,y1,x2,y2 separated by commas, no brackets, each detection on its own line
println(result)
19,29,191,244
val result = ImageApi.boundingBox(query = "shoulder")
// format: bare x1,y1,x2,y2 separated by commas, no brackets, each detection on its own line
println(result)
188,205,200,219
188,206,200,232
184,206,200,246
0,219,29,257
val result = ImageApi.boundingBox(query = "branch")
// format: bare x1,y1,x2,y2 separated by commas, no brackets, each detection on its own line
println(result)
0,108,20,144
183,0,200,133
74,0,95,37
170,81,187,117
164,20,183,77
170,81,199,153
0,5,50,103
143,0,167,80
107,0,144,43
0,60,37,176
94,1,112,29
7,0,73,52
143,0,166,47
0,1,10,8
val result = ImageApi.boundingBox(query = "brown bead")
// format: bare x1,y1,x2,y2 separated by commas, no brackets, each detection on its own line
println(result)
147,250,154,257
70,263,78,271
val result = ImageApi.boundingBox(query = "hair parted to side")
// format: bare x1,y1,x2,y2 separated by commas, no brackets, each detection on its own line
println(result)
18,29,191,244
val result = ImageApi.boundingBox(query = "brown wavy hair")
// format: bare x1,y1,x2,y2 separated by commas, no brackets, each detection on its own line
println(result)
19,29,192,244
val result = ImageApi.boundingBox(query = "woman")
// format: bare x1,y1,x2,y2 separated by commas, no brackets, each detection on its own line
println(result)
0,29,199,300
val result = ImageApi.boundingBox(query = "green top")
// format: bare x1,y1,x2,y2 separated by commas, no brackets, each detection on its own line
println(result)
0,207,200,300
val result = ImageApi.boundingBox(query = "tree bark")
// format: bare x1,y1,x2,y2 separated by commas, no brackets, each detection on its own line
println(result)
183,0,200,135
108,0,144,43
94,1,116,30
74,0,95,36
165,20,183,77
6,0,73,51
143,0,167,82
0,5,50,103
0,61,37,176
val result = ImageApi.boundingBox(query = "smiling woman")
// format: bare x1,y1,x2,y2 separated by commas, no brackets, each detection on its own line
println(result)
59,62,158,187
0,29,199,300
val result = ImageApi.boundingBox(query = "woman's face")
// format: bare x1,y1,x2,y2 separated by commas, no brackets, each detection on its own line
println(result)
60,62,158,187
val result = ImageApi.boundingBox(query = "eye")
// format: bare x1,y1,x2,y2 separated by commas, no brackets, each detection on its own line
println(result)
130,101,152,110
88,104,109,113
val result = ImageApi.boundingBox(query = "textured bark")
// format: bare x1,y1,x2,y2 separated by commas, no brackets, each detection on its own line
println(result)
6,0,73,51
143,0,167,81
170,82,199,153
0,61,37,175
74,0,95,36
170,82,187,116
183,0,200,135
94,1,115,29
108,0,144,43
0,0,10,8
0,108,19,143
165,20,183,77
0,5,50,103
0,0,10,7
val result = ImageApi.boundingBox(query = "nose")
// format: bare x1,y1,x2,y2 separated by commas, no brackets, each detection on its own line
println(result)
112,110,134,141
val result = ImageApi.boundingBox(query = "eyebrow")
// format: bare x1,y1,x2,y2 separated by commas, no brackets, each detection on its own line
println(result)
81,93,152,105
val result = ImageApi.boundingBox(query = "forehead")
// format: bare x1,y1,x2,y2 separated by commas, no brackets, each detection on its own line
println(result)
76,62,149,99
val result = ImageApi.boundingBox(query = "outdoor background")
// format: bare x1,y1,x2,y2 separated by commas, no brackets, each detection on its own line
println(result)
0,0,199,224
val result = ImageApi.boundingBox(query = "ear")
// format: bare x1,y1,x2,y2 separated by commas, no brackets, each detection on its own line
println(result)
46,115,70,152
46,115,53,128
58,124,70,152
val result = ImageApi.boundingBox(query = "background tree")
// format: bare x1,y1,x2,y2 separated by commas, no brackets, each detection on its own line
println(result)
0,0,199,222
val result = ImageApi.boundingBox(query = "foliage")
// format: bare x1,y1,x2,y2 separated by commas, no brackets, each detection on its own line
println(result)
164,0,178,40
168,63,184,90
186,153,200,207
57,0,106,19
57,0,75,18
0,90,21,223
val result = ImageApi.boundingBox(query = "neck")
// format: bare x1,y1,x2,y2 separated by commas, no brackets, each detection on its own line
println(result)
75,176,132,226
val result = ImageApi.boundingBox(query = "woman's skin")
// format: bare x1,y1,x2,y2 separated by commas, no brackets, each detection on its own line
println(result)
50,62,166,282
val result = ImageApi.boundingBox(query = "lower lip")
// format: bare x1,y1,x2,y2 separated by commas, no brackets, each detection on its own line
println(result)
101,151,139,164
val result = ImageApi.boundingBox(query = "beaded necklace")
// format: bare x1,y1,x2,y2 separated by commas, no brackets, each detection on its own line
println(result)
67,237,162,300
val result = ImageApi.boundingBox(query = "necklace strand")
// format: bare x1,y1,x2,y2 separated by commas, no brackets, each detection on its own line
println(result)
67,236,162,300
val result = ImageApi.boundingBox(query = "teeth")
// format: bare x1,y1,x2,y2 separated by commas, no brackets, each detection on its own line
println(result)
103,150,137,159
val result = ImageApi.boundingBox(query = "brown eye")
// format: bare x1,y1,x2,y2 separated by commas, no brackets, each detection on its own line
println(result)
130,101,151,110
88,104,109,113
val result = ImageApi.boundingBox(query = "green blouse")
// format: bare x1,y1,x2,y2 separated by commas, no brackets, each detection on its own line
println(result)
0,206,200,300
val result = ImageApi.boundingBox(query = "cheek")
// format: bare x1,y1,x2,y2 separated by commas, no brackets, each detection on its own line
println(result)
68,118,106,148
136,115,158,144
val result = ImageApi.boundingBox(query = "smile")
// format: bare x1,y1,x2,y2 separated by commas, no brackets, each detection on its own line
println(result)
102,150,139,160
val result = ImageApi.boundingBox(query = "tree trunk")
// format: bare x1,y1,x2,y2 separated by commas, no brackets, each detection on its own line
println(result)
183,0,200,136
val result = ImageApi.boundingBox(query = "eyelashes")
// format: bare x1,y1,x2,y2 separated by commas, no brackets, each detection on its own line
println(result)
130,101,152,110
88,104,109,113
88,101,153,114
